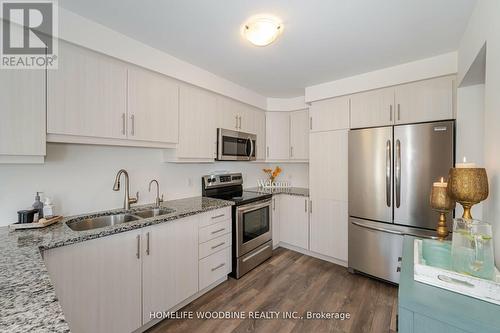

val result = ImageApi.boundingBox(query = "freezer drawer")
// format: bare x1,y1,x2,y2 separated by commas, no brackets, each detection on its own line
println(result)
348,218,404,283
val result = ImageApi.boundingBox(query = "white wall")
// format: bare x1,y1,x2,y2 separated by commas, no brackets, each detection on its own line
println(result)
0,144,308,226
455,84,485,219
305,52,458,103
458,0,500,267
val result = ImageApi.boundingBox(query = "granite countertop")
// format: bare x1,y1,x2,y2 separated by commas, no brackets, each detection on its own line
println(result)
0,196,233,333
245,186,309,197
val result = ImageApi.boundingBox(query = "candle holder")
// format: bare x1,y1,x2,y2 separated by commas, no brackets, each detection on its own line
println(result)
447,167,488,220
430,178,455,239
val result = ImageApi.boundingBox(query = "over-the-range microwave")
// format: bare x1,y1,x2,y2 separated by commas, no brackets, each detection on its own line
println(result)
216,128,256,161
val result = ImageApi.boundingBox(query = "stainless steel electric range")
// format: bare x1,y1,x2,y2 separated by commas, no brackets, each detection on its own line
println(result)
202,173,272,279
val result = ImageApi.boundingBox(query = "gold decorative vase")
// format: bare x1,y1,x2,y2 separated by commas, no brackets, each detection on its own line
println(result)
430,178,456,239
447,167,488,220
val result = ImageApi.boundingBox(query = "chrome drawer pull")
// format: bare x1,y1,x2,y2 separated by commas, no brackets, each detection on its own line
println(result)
211,214,225,219
211,228,225,235
211,242,225,250
211,263,225,272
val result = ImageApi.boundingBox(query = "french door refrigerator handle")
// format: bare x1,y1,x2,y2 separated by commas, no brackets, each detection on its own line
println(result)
386,140,391,207
351,221,403,235
395,139,401,208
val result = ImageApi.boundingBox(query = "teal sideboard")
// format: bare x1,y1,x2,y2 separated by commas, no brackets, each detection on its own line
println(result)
398,236,500,333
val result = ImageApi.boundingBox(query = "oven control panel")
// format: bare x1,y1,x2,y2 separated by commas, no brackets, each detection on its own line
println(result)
202,173,243,189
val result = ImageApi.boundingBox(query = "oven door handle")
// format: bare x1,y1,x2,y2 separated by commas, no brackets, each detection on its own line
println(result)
237,200,272,214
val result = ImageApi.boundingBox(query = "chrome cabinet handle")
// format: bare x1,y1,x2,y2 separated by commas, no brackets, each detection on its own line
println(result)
238,116,242,129
310,200,312,214
386,140,391,207
272,198,275,211
130,114,135,136
397,104,401,121
136,234,140,259
395,139,401,208
211,214,225,219
235,115,238,129
211,263,225,271
310,117,312,130
389,105,393,122
304,199,307,212
211,242,225,250
146,232,150,256
211,228,225,235
121,113,126,135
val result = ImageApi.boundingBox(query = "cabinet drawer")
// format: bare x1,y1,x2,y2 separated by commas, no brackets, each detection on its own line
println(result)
199,207,231,228
199,233,232,259
199,247,231,290
199,219,231,243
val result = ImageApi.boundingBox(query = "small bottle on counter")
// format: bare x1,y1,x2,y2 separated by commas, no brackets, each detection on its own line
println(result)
32,191,44,222
43,197,55,219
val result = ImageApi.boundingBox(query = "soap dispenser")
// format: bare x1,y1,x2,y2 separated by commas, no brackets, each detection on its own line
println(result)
32,192,44,221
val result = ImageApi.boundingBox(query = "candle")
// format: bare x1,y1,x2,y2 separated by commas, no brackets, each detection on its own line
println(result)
433,177,447,187
456,156,477,168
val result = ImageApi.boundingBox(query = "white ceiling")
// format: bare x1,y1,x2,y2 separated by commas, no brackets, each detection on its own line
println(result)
59,0,476,98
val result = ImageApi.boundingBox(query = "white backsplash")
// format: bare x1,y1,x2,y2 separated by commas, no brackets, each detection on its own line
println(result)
0,143,308,226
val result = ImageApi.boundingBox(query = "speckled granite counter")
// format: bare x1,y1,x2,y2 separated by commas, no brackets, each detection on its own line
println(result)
0,196,233,333
245,187,309,197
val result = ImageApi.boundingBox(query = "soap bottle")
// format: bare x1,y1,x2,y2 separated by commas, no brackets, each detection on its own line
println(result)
43,197,55,219
32,192,44,222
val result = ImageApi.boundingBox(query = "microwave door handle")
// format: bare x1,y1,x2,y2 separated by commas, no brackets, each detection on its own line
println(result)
247,137,254,160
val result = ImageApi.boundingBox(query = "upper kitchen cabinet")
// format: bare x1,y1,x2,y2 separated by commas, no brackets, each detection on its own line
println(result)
127,66,179,144
310,96,350,131
394,75,455,125
216,96,256,133
0,69,46,163
253,110,267,161
350,87,395,129
172,85,217,161
265,112,290,160
47,41,128,141
289,109,309,160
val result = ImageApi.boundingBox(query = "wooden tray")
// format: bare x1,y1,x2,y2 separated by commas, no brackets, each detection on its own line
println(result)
9,215,63,231
414,239,500,305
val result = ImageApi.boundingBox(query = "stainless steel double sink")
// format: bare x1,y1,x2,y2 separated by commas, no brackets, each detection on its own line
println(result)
66,207,174,232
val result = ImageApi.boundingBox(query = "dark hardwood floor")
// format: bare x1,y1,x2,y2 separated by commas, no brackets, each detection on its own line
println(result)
148,248,398,333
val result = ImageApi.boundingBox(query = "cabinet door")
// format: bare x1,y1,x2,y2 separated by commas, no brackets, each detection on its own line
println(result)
350,87,394,129
0,68,45,160
265,112,290,160
47,41,127,139
253,110,267,161
395,76,454,125
309,130,348,261
128,67,179,143
290,109,309,160
272,195,281,247
44,230,142,333
279,195,309,249
177,85,217,159
142,215,198,324
216,96,240,131
310,96,350,131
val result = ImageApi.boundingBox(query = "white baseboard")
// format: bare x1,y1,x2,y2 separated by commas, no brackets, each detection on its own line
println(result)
276,242,348,267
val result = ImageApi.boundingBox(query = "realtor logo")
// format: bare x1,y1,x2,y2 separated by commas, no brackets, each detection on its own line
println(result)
1,0,58,69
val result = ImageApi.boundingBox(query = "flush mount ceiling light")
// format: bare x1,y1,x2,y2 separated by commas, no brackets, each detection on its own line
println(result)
242,15,283,47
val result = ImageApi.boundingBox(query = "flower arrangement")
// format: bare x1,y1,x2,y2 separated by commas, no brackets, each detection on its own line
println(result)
262,166,282,183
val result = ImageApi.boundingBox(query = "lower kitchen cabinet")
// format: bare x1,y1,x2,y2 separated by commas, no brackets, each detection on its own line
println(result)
272,195,281,248
142,215,198,324
44,229,143,333
44,207,231,333
279,195,309,249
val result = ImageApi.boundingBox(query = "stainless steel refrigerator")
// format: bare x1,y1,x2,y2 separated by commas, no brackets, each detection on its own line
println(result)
348,120,454,283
